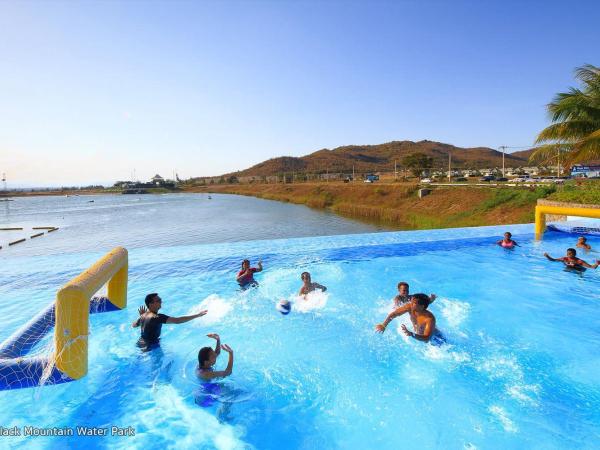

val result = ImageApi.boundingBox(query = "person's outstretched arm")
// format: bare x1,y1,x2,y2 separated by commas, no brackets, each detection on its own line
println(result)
166,310,207,324
375,304,410,333
578,259,600,269
207,333,221,356
199,344,234,380
256,261,263,272
132,306,147,328
544,253,559,262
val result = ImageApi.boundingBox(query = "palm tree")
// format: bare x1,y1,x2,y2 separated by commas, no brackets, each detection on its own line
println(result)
531,64,600,167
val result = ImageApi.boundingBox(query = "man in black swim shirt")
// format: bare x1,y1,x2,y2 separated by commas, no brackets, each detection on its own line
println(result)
132,293,208,350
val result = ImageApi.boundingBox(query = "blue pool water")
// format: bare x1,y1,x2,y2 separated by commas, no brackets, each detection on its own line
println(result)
2,197,600,449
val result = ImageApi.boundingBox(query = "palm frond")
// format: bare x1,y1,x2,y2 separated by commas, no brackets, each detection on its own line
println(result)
528,144,573,165
547,90,600,123
536,120,599,143
574,64,600,89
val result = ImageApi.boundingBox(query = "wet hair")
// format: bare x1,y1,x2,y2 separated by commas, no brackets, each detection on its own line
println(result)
397,282,409,290
241,259,250,268
198,347,213,367
567,248,577,255
144,293,159,307
412,293,430,307
301,271,310,280
504,232,512,237
578,236,587,242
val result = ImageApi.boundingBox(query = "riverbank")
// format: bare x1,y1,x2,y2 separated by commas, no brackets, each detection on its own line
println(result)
193,182,557,230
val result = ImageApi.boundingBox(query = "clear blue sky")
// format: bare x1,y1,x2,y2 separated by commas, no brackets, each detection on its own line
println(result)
1,0,599,186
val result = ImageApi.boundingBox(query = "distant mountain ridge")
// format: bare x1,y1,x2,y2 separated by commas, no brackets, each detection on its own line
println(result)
223,140,535,177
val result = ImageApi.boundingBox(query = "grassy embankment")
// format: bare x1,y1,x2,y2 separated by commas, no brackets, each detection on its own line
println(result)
198,182,558,230
546,179,600,205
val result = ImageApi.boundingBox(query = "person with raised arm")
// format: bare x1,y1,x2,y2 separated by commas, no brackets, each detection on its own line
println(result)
197,334,234,380
132,293,207,351
236,259,263,289
375,294,437,342
544,248,599,271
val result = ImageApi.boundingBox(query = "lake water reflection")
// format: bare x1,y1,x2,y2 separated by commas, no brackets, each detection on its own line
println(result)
0,193,386,257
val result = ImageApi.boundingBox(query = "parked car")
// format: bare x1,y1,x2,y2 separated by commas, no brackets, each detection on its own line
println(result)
480,176,495,182
496,177,508,182
420,178,432,183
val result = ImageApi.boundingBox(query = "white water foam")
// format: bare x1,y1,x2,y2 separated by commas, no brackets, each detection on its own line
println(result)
189,294,233,326
291,290,328,313
437,298,470,329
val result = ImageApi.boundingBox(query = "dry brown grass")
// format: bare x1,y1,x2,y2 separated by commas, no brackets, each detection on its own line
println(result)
192,182,543,230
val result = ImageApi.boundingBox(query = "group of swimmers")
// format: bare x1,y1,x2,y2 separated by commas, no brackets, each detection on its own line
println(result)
132,232,598,389
497,231,598,271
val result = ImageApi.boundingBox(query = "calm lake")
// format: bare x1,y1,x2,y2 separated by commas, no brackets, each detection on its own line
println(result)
0,193,386,257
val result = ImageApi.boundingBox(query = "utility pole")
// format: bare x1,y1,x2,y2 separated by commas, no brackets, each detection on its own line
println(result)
448,152,452,182
394,160,397,181
352,165,355,182
499,146,507,178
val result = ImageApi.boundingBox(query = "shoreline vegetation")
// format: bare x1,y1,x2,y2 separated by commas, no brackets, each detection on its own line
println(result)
2,180,598,231
198,183,558,230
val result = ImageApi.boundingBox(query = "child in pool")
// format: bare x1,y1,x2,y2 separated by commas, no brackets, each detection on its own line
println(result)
298,272,327,298
497,232,519,248
576,236,592,251
197,333,234,380
394,281,436,307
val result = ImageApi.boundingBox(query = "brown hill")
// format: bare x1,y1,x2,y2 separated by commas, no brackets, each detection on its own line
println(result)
223,140,538,177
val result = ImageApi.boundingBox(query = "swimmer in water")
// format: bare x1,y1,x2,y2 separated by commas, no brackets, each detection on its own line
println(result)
394,281,436,307
375,293,437,342
132,293,207,351
299,272,327,298
497,232,519,248
236,259,263,289
576,236,592,251
544,248,599,271
197,334,234,380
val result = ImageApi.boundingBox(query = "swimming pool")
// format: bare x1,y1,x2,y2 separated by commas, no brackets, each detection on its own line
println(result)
1,223,599,449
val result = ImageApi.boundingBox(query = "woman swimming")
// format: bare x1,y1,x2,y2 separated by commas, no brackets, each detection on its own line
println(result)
497,232,519,249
